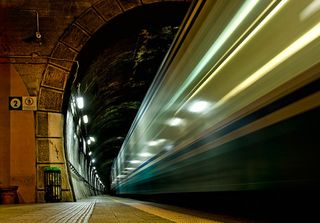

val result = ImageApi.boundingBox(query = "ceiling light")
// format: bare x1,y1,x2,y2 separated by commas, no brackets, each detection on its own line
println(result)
76,97,84,109
83,115,88,124
92,159,95,163
89,137,95,142
88,151,92,156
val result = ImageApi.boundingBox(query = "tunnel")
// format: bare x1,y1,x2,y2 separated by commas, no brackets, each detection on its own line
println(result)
1,0,320,222
63,1,190,197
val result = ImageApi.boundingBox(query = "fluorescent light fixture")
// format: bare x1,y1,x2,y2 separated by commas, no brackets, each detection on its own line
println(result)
188,100,210,113
76,97,84,109
83,115,88,124
88,151,92,156
139,152,153,157
93,166,96,170
167,117,185,126
129,160,141,164
87,139,91,145
89,136,95,142
92,158,95,163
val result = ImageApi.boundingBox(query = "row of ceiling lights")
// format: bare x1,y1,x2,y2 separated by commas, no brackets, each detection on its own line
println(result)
73,96,105,189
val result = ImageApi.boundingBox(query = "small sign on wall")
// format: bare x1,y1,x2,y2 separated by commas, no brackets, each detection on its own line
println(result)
22,96,37,110
9,96,37,111
9,97,22,110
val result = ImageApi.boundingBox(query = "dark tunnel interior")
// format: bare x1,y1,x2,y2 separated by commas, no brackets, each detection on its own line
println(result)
63,2,190,189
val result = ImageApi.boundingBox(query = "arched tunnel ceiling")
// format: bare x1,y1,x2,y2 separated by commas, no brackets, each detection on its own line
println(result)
67,2,190,186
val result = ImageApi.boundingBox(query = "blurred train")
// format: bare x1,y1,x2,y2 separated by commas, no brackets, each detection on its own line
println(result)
111,0,320,195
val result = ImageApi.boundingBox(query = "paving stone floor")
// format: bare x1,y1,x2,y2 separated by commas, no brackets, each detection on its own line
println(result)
0,195,247,223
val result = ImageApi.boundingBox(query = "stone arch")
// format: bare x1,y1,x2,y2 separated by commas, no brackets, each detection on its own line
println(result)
37,0,190,112
35,0,189,202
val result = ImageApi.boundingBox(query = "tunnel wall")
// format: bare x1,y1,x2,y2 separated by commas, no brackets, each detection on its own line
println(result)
0,0,190,202
65,109,94,200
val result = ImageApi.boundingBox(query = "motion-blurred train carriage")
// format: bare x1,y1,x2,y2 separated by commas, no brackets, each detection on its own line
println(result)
111,0,320,195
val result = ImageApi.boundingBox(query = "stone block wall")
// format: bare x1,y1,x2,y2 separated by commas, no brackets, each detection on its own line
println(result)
0,0,189,203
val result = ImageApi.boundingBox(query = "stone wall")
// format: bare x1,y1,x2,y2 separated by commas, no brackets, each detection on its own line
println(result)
0,0,190,203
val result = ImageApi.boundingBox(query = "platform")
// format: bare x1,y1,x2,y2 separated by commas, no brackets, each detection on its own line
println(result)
0,195,246,222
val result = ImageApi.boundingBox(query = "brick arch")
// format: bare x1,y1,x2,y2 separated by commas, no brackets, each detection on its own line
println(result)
37,0,189,113
35,0,189,202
